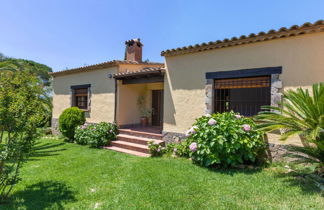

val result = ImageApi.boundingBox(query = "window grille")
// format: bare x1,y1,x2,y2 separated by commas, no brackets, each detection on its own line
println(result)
214,76,271,116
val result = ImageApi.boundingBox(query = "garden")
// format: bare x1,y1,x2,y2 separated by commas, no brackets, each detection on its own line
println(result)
0,54,323,208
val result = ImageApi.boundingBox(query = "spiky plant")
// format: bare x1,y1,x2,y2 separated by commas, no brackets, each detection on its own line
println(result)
255,83,324,152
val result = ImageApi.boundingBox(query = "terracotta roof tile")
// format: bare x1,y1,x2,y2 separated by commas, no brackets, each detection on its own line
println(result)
161,20,324,57
50,60,163,76
113,67,165,79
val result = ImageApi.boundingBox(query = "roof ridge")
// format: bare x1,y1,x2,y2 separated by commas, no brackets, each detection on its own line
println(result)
161,19,324,56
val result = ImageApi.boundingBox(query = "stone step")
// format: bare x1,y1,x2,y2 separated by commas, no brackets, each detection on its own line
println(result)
117,134,164,146
104,146,150,157
110,140,150,154
119,129,163,140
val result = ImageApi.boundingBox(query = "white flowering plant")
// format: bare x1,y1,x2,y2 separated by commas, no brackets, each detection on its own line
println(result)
182,111,266,167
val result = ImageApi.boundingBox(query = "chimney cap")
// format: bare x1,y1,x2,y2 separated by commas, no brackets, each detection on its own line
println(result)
125,38,143,47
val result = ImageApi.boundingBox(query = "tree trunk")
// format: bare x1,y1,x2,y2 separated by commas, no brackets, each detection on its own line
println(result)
0,130,3,143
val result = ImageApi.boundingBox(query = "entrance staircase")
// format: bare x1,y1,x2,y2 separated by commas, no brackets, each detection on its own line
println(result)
104,128,164,157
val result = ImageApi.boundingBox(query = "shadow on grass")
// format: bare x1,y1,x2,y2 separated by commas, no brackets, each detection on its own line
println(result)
275,171,322,196
206,165,263,176
6,181,76,209
282,145,323,164
28,142,66,161
272,145,323,195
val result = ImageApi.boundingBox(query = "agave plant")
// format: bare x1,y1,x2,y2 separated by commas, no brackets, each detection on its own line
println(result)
255,83,324,152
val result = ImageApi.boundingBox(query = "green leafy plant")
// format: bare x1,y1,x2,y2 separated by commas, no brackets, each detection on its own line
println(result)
58,107,85,141
182,112,266,167
174,140,192,157
255,83,324,154
148,141,165,157
0,71,47,202
74,122,118,148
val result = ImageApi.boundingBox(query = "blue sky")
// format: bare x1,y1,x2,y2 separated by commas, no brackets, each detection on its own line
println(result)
1,0,323,71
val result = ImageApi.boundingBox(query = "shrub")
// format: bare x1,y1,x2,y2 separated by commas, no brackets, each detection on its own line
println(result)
182,112,266,167
174,140,192,157
58,107,85,140
255,83,324,156
74,123,91,145
74,122,118,148
148,141,165,156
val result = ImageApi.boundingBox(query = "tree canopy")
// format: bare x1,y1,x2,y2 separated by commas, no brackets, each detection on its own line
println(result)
0,54,52,87
0,53,53,126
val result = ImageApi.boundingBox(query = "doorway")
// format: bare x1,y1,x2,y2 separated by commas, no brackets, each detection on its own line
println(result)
151,90,164,126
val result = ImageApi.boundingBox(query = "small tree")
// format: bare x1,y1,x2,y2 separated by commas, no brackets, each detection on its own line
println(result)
0,71,48,202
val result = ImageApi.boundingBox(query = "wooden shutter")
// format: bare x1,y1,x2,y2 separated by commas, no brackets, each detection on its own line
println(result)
215,76,270,89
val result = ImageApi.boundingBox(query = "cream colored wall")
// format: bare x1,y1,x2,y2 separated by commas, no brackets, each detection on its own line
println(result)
163,33,324,133
52,67,118,123
117,82,163,125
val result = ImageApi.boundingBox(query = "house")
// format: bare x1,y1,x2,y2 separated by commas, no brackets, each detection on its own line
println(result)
50,20,324,156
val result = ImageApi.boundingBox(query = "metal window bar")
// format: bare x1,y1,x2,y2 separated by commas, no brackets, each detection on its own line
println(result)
214,76,270,116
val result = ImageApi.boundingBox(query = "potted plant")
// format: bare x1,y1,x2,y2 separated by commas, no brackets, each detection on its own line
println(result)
137,95,152,126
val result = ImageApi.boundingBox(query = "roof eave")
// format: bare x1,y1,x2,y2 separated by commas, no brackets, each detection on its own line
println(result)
161,20,324,57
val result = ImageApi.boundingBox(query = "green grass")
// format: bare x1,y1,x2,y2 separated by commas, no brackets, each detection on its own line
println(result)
2,137,323,209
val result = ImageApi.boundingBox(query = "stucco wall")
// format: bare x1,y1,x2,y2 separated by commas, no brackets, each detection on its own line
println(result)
117,82,163,125
52,66,117,123
163,33,324,133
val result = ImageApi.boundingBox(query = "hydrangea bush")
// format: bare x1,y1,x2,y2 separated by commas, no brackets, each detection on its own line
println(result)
148,141,165,157
181,111,266,167
74,122,118,148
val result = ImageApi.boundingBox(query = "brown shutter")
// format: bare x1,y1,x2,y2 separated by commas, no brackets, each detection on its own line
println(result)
215,76,270,89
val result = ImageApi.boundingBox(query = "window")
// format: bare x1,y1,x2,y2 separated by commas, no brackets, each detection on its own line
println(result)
214,76,270,116
74,88,88,110
71,84,91,110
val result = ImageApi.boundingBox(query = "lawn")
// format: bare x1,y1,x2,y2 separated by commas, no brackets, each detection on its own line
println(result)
2,137,323,209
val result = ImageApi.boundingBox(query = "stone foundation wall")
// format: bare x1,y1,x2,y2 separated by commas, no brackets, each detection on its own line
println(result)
51,118,60,135
162,131,186,144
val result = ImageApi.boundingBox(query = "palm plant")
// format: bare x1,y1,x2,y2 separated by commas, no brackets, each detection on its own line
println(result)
255,83,324,152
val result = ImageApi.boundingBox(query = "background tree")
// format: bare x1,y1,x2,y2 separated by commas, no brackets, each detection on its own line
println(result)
0,70,48,201
0,53,53,128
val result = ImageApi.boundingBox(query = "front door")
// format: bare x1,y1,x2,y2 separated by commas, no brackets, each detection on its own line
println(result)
152,90,163,126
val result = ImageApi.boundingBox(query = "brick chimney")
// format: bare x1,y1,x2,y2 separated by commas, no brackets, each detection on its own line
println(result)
124,38,143,63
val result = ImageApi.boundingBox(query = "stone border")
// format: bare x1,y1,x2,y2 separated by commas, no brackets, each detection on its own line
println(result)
270,74,283,107
205,79,213,114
